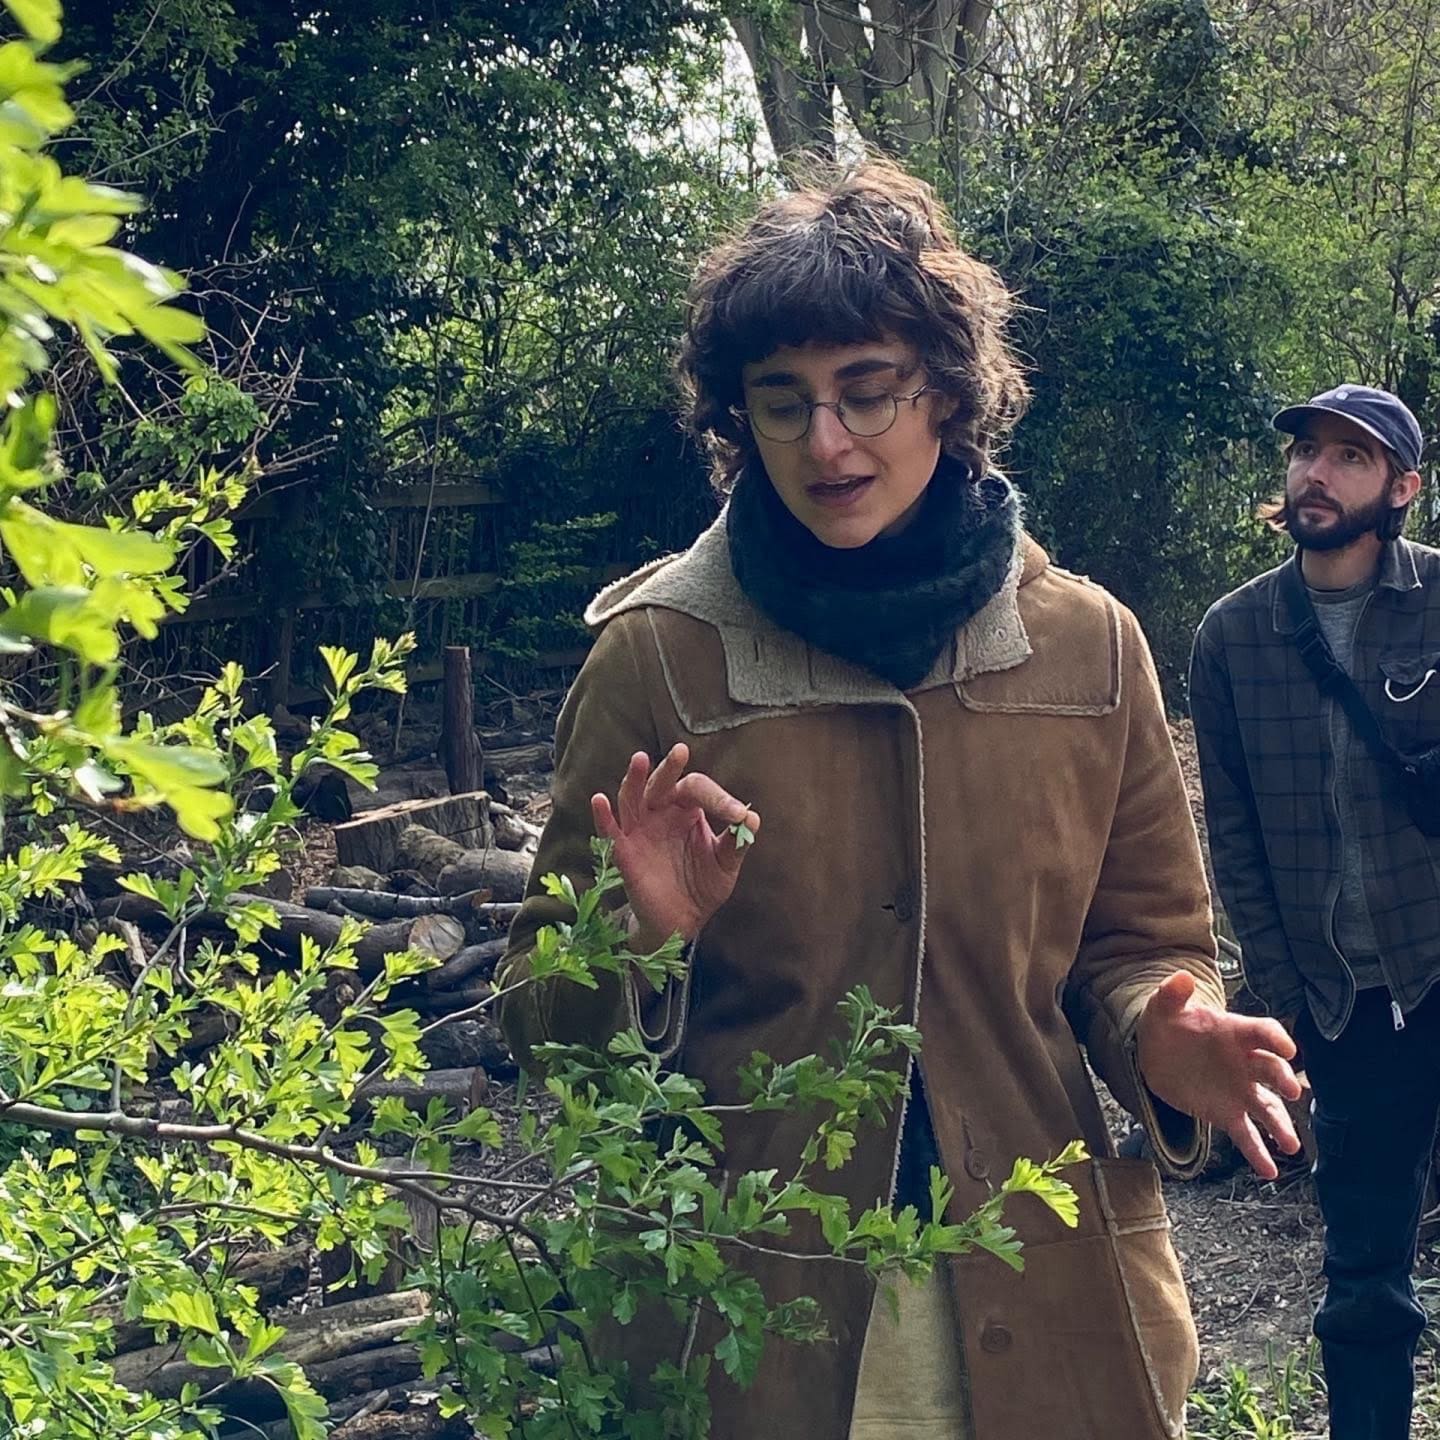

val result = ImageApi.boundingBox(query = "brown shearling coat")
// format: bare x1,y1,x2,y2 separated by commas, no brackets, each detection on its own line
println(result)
500,516,1223,1440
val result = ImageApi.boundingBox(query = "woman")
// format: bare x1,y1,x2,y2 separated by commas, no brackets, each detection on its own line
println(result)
499,159,1299,1440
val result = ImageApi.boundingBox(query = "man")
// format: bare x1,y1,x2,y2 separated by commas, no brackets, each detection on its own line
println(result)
1190,383,1437,1440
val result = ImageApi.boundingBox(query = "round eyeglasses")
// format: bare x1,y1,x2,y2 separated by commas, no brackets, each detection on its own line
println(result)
737,383,935,443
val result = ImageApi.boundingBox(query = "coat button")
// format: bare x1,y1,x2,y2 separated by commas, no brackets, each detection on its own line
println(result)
891,889,916,923
964,1149,991,1181
980,1323,1012,1354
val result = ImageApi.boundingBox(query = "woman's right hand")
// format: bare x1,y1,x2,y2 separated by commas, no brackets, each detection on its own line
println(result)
591,742,760,951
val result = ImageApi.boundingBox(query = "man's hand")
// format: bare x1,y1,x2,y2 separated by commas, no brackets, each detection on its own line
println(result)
1136,971,1303,1181
591,743,759,952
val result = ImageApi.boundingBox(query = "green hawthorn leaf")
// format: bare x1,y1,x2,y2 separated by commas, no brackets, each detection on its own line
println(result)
3,0,61,46
144,1288,220,1337
60,521,173,576
451,1107,503,1146
319,645,359,692
0,585,120,662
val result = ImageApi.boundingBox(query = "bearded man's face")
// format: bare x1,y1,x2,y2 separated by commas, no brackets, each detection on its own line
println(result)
1283,415,1400,550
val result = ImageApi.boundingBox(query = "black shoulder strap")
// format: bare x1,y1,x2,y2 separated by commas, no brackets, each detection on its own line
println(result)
1276,555,1405,773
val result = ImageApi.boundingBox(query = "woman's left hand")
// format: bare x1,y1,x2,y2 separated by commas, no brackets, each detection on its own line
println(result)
1136,971,1304,1180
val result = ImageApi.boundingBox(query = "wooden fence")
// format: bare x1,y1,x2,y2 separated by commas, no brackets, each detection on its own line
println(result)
158,479,591,708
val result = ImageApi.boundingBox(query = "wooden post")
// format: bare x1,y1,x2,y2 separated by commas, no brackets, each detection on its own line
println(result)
441,645,482,794
268,610,295,713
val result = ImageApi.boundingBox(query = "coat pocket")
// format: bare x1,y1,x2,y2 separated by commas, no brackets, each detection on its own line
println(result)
953,1157,1197,1440
1378,649,1440,751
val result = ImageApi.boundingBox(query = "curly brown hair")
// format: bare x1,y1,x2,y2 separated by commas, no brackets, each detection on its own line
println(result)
677,156,1030,494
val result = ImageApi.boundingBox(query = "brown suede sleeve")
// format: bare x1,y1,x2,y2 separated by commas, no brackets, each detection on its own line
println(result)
496,611,665,1071
1064,605,1225,1179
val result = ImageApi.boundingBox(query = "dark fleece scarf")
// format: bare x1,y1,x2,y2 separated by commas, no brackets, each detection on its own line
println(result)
725,455,1021,690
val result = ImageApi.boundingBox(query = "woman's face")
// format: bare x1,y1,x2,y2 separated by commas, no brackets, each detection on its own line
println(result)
740,338,949,550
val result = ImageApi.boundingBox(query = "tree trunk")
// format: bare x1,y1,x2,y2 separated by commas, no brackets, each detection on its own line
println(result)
728,7,835,158
728,1,994,160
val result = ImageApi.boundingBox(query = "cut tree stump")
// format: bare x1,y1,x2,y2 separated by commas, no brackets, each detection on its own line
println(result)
334,793,493,874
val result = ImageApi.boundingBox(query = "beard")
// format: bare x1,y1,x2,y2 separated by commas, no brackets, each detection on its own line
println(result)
1283,488,1396,551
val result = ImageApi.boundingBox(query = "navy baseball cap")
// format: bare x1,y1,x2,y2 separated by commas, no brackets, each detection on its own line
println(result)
1272,383,1423,471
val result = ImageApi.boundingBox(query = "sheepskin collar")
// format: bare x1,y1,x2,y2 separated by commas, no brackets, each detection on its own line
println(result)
584,512,1041,710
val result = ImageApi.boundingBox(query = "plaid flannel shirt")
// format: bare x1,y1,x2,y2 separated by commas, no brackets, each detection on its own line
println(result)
1189,538,1440,1038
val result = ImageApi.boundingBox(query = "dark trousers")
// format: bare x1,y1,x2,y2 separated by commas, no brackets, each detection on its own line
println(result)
1296,986,1440,1440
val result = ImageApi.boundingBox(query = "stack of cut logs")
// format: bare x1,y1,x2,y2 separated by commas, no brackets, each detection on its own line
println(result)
99,788,539,1060
95,786,547,1438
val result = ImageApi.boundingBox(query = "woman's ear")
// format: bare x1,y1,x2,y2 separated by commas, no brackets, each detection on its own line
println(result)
928,388,959,431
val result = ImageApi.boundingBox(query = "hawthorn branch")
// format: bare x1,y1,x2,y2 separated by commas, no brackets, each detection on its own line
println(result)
0,1092,559,1251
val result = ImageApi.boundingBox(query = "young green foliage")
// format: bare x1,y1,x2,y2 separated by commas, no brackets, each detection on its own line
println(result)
0,10,1090,1437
